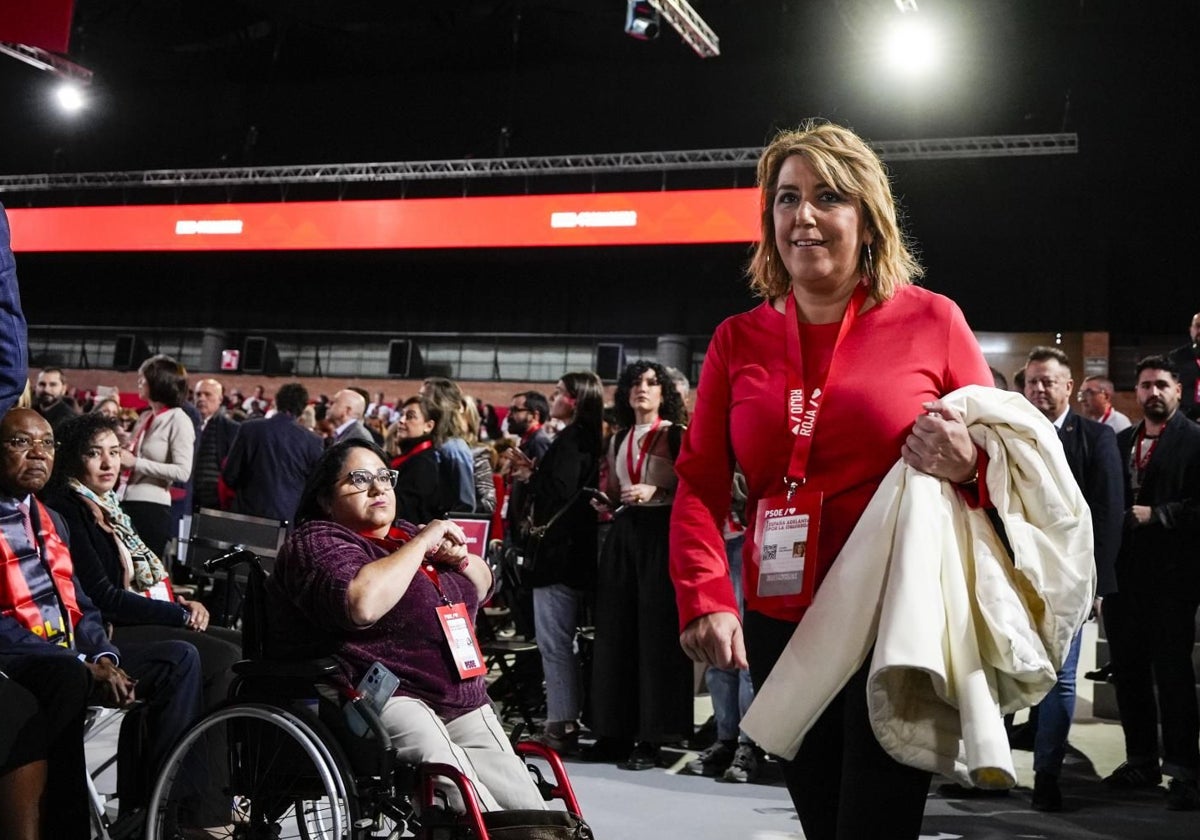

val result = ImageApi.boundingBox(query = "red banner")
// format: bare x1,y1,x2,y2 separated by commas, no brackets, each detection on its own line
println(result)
0,0,75,53
4,189,760,252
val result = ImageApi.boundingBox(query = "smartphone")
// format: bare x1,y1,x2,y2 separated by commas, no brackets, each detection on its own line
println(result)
346,661,401,737
357,661,401,715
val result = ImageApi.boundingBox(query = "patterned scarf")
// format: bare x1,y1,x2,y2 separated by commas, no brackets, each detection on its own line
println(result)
69,478,168,591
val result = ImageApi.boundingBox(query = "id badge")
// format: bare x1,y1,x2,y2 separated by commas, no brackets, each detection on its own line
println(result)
142,578,175,602
436,603,488,679
753,490,823,603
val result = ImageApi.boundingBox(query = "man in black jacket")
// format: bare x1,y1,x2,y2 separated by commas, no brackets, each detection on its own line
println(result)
191,377,240,511
1103,355,1200,810
1021,347,1124,810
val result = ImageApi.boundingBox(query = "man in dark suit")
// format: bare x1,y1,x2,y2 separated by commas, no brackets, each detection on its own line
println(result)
0,408,206,829
1021,346,1123,810
191,378,240,511
326,387,373,445
1166,311,1200,421
222,382,323,524
1103,355,1200,810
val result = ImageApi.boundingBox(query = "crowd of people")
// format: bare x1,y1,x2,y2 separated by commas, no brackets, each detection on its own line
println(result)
3,117,1200,840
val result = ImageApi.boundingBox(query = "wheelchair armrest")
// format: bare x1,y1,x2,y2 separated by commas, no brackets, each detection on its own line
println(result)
231,657,341,680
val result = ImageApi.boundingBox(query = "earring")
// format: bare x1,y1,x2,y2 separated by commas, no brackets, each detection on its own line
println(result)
863,243,875,280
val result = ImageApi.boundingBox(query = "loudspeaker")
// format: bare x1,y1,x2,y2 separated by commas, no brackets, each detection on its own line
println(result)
387,339,423,378
242,336,284,374
595,343,625,383
112,334,150,371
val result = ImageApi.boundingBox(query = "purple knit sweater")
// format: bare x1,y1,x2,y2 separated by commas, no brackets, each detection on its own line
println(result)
268,519,488,721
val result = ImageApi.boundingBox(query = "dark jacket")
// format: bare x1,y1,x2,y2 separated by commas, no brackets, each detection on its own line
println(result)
524,423,599,590
222,413,323,524
1058,410,1124,597
0,502,119,661
193,410,240,511
391,438,445,526
1116,410,1200,594
0,204,27,420
43,489,188,628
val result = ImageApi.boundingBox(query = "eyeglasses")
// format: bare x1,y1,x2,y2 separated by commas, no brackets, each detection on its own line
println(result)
2,436,59,453
1077,388,1101,398
344,468,398,490
507,405,528,414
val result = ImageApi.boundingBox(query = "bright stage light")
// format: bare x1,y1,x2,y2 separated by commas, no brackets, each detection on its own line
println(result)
883,18,940,76
55,82,86,112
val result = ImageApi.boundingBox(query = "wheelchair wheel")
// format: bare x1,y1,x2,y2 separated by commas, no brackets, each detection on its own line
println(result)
146,703,358,839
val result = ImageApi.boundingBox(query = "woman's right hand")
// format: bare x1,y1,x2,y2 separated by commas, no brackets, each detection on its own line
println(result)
419,519,468,563
679,611,748,670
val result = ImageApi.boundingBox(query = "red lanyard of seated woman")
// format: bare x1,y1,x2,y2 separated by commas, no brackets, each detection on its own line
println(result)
364,526,454,605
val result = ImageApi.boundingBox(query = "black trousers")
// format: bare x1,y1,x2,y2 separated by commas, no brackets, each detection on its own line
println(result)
744,611,931,840
122,499,176,562
0,654,93,839
590,506,693,743
1105,585,1200,779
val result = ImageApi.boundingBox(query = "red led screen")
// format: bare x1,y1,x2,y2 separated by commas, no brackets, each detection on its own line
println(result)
5,189,760,252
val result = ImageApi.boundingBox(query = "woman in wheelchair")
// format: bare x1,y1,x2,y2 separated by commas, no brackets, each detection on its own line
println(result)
267,438,548,814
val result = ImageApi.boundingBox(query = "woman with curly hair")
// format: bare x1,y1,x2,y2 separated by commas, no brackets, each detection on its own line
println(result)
586,360,691,769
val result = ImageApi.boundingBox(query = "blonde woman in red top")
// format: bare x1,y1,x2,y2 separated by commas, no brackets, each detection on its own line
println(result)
669,120,993,840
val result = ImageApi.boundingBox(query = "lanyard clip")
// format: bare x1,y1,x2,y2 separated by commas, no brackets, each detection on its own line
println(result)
785,478,803,501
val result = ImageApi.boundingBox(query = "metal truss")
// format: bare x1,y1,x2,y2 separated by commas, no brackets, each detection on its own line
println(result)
0,133,1076,193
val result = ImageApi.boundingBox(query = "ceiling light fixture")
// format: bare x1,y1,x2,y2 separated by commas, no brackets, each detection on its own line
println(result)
625,1,661,41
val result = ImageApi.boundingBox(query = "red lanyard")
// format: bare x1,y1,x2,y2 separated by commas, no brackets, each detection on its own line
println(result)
782,283,868,498
625,415,663,485
131,406,170,457
1133,426,1158,472
390,438,433,469
520,422,542,447
1100,406,1112,425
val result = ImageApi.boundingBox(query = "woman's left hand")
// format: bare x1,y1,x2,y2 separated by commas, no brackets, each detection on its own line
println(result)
900,399,978,484
119,449,137,469
178,597,210,632
620,483,656,505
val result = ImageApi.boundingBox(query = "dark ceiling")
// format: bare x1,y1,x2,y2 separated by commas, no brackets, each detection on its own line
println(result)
2,0,1198,341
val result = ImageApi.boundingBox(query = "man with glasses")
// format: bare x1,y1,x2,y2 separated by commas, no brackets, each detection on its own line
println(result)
0,407,209,831
1077,376,1132,433
222,382,323,524
1021,347,1124,811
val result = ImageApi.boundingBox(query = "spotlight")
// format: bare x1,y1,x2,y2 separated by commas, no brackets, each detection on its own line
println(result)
625,0,661,41
54,81,86,113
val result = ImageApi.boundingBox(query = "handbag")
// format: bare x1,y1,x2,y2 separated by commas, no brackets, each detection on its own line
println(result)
504,489,586,575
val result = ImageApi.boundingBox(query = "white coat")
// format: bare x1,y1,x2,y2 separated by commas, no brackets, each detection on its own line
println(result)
740,385,1096,788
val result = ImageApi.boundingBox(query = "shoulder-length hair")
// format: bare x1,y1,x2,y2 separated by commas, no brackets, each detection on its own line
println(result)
46,412,122,495
747,119,922,302
138,354,188,407
294,438,389,526
612,360,686,428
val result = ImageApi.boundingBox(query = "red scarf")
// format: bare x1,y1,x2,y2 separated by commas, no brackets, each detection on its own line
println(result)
0,498,84,648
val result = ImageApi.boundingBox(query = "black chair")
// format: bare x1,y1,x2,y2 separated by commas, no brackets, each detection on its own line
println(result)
180,507,287,627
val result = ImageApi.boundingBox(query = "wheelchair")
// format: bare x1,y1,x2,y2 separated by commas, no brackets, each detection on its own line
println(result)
145,548,587,839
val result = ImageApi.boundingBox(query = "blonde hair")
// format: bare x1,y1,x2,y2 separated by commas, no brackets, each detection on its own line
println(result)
747,120,922,301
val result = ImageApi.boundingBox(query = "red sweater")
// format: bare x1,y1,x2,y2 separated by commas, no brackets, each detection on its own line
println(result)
670,285,993,628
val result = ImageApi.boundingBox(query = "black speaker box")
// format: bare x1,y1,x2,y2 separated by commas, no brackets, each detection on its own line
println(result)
112,334,150,371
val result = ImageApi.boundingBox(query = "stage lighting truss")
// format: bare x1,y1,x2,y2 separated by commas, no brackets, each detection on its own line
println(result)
627,0,720,58
0,41,92,83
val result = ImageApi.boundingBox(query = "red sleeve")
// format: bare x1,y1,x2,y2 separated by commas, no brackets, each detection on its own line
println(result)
669,324,739,631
